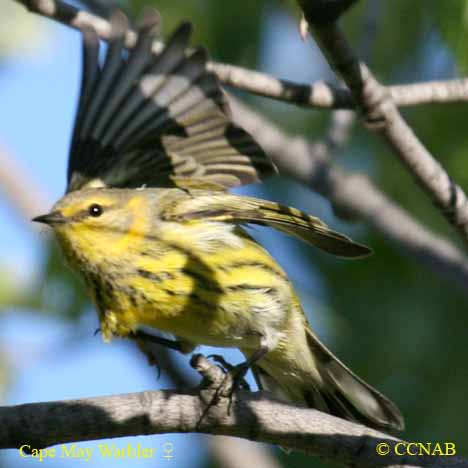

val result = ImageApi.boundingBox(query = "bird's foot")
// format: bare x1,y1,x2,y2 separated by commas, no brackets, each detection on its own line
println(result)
203,354,253,415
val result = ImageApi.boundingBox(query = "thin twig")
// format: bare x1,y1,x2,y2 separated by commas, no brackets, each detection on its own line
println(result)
14,0,468,110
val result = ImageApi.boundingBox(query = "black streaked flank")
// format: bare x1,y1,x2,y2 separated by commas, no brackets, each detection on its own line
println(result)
227,284,275,292
182,266,224,293
104,280,114,295
127,286,138,307
137,268,163,282
188,292,217,310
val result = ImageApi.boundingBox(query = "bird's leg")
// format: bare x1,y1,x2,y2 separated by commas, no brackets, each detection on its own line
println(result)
132,330,186,352
131,331,194,380
94,327,185,352
231,346,269,390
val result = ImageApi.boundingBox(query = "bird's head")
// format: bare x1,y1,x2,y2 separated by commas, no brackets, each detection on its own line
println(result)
32,188,151,264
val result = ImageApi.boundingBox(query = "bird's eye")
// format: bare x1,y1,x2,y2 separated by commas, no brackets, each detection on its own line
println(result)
88,203,103,217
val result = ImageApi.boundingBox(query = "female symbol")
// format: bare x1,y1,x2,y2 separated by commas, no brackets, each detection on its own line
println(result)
162,442,174,460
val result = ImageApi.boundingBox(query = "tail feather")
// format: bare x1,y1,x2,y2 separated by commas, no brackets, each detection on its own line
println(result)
305,327,404,430
252,327,404,431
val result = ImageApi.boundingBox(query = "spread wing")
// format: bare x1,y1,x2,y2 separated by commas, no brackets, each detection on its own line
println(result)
67,10,276,193
163,192,372,258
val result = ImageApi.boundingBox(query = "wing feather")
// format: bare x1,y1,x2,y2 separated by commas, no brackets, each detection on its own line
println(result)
67,12,275,192
163,193,372,258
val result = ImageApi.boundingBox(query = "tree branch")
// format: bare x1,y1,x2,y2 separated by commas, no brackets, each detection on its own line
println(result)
1,354,466,467
390,79,468,107
298,2,468,244
14,0,468,110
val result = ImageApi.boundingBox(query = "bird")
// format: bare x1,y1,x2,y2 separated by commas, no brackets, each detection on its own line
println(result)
32,10,404,431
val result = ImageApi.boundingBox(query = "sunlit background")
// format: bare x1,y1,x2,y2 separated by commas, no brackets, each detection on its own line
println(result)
1,0,467,466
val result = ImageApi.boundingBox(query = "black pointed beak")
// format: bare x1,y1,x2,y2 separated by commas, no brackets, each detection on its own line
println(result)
32,211,66,226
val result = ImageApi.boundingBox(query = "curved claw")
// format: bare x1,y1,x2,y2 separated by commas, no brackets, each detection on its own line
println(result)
207,354,233,371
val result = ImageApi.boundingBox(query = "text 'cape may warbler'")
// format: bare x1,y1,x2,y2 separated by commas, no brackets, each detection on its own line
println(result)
33,10,404,431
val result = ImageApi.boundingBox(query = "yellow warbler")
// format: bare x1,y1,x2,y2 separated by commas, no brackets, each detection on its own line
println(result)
33,11,404,431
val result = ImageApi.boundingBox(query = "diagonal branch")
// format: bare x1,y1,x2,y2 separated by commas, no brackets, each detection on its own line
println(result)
298,1,468,244
0,354,466,468
14,0,468,110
